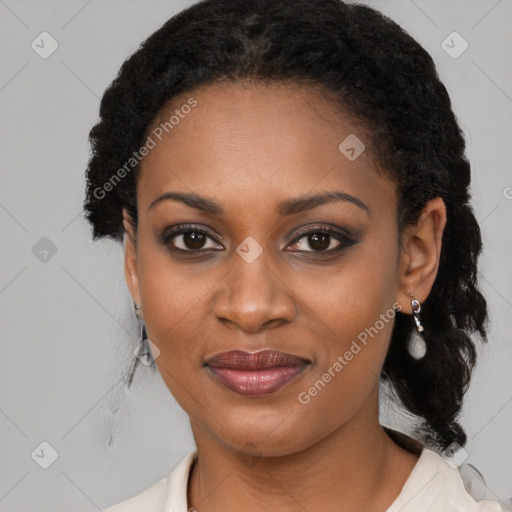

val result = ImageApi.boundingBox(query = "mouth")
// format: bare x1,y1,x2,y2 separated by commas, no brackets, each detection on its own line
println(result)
205,349,310,396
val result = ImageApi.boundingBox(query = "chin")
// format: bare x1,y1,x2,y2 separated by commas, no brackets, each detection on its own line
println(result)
204,408,319,458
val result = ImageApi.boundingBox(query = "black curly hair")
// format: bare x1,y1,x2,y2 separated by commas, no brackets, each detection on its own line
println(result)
83,0,488,451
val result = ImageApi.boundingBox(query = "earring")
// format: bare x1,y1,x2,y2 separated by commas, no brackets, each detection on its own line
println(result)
407,295,427,360
134,301,145,344
133,302,154,366
410,296,424,332
134,302,145,341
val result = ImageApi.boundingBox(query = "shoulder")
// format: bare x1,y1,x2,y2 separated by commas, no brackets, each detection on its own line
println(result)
103,450,197,512
387,446,506,512
103,476,168,512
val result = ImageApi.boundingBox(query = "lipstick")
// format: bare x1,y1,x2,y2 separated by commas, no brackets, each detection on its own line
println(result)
205,349,309,396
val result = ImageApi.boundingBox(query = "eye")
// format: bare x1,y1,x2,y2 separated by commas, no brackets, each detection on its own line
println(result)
287,225,355,253
159,223,356,255
159,224,223,252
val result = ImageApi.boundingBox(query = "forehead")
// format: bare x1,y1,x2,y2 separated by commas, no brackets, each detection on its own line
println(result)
137,81,395,214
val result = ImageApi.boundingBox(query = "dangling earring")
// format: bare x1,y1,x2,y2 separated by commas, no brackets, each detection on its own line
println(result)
407,295,427,360
133,302,155,366
134,302,145,343
411,296,424,333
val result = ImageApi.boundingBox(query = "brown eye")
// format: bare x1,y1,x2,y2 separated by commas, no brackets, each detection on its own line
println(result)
287,225,356,253
306,233,331,251
160,225,223,253
181,231,207,250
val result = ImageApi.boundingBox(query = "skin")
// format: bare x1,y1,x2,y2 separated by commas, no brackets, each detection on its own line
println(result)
122,80,447,511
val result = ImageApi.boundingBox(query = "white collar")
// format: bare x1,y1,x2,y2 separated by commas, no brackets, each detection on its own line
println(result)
162,449,197,511
158,445,505,511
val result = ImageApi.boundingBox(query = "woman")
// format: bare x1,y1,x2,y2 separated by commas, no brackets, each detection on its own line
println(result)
84,0,505,510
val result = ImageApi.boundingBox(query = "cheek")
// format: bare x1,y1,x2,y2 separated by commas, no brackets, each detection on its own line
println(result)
294,297,397,445
298,291,397,406
294,234,400,409
135,245,216,365
298,234,399,339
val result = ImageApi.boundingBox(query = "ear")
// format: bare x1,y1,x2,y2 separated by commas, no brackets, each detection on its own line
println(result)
395,197,447,313
122,207,142,309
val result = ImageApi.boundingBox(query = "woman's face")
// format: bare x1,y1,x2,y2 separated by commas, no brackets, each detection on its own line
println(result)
125,81,406,456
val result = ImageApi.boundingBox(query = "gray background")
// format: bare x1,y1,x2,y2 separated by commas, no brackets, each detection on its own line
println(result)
0,0,511,510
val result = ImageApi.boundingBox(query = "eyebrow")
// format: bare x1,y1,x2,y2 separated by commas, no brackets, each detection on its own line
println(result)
147,190,369,215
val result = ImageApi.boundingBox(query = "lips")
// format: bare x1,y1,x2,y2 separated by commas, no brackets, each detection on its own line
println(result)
205,349,310,396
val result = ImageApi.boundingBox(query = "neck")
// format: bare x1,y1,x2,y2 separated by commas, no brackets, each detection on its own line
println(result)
187,389,420,512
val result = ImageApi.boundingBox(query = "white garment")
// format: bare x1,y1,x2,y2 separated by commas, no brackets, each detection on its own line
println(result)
104,447,506,511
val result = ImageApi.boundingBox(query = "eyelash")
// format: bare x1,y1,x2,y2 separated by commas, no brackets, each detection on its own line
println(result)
159,223,356,257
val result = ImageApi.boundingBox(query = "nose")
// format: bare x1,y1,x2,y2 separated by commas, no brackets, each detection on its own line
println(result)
212,251,296,334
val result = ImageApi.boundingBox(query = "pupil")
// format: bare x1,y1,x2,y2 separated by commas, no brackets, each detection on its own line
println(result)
184,232,206,249
309,233,329,251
